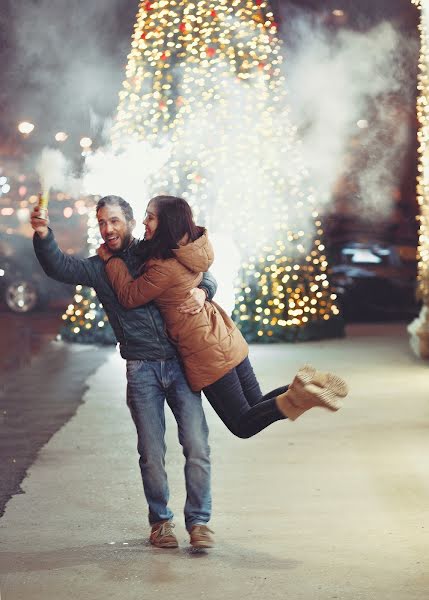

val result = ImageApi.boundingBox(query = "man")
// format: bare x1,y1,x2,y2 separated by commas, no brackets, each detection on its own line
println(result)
31,195,216,549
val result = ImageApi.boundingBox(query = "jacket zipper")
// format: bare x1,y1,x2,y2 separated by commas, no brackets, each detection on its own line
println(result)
148,304,168,360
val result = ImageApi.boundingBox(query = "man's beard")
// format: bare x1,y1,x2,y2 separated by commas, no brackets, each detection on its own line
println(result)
110,231,133,254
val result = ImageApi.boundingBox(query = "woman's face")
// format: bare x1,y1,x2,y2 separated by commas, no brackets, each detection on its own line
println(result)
143,202,158,240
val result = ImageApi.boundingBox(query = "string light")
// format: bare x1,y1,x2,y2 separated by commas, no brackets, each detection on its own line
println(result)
408,0,429,359
413,0,429,304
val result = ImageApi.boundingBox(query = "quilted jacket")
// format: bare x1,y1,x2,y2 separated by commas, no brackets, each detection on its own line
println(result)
105,229,248,390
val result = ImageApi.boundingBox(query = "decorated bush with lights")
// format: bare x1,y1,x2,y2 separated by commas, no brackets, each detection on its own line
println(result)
60,206,116,345
60,284,116,344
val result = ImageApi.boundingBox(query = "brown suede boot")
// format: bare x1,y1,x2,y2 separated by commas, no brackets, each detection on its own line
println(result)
276,378,343,421
295,364,348,398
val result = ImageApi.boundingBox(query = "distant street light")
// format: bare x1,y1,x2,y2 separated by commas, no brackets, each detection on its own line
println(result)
331,9,347,25
357,119,369,129
18,121,35,135
79,137,93,149
55,131,68,142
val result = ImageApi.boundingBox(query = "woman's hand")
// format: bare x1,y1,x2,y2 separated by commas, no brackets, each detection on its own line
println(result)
97,243,113,262
177,288,207,314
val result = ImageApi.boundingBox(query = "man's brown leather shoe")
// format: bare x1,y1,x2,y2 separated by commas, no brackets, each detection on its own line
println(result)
150,521,178,548
189,524,214,548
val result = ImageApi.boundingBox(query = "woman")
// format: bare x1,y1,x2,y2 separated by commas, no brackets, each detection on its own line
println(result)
98,195,348,438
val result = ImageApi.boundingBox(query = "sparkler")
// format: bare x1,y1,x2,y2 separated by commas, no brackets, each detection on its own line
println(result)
37,189,50,220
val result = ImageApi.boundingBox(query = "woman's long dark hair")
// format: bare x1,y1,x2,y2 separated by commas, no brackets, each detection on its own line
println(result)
139,195,202,262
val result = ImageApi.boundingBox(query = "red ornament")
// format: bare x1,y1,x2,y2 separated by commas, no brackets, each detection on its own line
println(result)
144,1,152,10
256,0,262,5
271,21,278,29
258,62,265,69
211,9,217,17
161,52,167,60
206,47,216,57
179,22,187,33
159,100,166,109
140,32,146,40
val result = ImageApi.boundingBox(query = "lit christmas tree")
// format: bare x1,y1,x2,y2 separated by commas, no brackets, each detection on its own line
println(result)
408,0,429,359
110,0,343,342
63,0,343,344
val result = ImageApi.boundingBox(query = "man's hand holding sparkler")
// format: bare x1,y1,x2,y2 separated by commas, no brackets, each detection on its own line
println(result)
30,205,50,239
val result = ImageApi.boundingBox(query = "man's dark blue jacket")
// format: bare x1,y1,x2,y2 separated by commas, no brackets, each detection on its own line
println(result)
33,229,217,361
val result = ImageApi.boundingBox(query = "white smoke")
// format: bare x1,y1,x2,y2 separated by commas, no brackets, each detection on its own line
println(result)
8,0,134,144
34,141,171,236
16,1,416,231
282,14,417,220
34,148,81,198
26,3,417,262
82,141,172,234
209,232,241,316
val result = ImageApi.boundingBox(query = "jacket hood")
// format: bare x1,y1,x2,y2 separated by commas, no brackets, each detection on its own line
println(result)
173,228,214,273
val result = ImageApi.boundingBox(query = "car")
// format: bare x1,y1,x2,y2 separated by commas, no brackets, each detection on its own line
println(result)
0,233,74,313
328,242,420,321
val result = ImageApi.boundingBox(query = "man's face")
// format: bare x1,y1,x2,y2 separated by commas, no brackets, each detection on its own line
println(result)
97,204,135,253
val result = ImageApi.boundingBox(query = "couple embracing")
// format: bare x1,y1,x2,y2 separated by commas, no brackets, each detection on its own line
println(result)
31,194,348,550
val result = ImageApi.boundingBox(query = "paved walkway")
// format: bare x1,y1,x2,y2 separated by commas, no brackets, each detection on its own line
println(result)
0,341,112,517
0,324,428,600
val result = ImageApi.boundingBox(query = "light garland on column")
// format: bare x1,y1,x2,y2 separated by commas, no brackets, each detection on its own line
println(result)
408,0,429,359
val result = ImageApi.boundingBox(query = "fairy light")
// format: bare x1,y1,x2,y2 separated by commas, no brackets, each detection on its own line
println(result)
407,0,429,359
17,121,35,135
55,131,68,142
413,0,429,304
108,0,340,341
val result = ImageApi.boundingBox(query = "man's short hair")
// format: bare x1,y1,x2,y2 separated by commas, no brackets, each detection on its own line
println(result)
96,195,134,222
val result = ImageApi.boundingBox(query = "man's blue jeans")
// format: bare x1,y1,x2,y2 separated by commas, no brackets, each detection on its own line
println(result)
126,356,211,531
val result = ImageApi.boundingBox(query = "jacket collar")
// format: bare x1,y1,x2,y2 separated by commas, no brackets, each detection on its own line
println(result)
117,237,140,258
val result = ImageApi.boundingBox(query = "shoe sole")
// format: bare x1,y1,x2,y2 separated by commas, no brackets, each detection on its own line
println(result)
150,541,179,548
297,365,348,398
190,541,214,548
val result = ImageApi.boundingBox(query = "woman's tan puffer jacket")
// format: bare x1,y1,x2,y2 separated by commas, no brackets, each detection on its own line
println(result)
105,230,248,391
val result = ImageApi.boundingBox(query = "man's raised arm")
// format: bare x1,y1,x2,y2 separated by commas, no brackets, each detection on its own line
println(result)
31,206,95,287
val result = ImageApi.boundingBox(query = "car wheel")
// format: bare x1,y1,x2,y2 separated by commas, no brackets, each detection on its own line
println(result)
4,279,39,313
